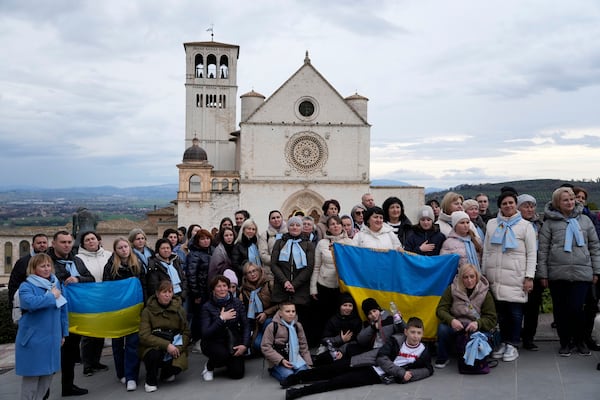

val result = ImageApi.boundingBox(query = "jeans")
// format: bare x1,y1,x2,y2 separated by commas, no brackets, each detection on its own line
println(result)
436,323,457,361
495,301,524,346
112,333,140,382
270,363,308,382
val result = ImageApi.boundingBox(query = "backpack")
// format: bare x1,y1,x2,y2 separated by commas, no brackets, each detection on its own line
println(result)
456,333,491,375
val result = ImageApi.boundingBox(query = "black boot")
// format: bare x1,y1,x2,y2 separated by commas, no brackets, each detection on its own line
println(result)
280,374,300,388
286,385,311,400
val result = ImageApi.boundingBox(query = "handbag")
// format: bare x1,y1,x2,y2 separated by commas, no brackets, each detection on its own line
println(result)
151,328,177,342
225,325,242,355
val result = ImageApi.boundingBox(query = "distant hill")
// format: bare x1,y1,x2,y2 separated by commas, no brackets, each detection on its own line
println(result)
370,179,412,186
426,179,600,213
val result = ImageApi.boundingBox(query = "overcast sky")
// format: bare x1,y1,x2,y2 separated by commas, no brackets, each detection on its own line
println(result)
2,0,600,190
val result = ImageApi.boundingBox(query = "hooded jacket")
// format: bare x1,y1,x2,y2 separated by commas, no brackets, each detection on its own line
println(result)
537,202,600,281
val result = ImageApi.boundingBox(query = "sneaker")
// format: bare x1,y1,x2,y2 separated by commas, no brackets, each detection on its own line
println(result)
434,359,450,369
144,383,157,393
576,343,592,356
558,345,571,357
83,367,94,377
119,377,126,384
202,364,214,381
126,380,137,391
502,344,519,362
192,340,203,354
523,341,539,351
162,375,175,382
491,343,507,359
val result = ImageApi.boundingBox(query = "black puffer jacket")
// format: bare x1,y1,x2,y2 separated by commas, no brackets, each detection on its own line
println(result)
200,293,251,351
186,243,214,302
146,255,187,300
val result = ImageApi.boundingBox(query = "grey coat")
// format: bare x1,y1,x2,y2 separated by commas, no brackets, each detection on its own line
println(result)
537,202,600,282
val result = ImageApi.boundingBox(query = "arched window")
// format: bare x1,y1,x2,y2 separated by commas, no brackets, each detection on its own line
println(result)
221,179,229,191
196,93,203,107
231,179,239,192
207,54,217,79
19,240,29,258
211,178,219,191
195,54,204,78
4,242,13,272
189,175,201,193
219,55,229,78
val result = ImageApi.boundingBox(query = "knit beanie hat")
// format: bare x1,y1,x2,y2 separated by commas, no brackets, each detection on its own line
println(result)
462,199,479,211
517,194,536,208
223,269,238,285
361,297,381,315
417,205,435,221
451,211,470,228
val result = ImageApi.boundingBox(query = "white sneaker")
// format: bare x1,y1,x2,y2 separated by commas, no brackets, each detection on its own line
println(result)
491,342,507,359
502,344,519,362
163,375,175,382
202,364,214,381
126,380,137,391
144,383,157,393
119,377,126,384
192,340,203,354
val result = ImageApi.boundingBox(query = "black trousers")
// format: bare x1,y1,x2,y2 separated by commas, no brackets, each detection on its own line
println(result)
61,333,81,390
201,342,245,379
292,363,380,397
522,278,544,343
142,349,181,386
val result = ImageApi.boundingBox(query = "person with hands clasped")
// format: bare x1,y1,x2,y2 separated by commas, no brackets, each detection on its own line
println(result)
200,275,250,380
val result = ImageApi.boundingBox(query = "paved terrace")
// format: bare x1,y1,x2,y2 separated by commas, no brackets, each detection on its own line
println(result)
1,314,598,400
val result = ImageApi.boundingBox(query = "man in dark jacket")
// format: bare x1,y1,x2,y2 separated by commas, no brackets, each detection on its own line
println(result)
8,233,48,309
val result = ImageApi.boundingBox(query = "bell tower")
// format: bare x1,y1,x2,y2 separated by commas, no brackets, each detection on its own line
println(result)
183,40,239,171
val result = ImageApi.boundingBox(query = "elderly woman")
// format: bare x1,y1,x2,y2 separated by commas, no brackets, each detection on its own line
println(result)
483,190,537,362
240,262,278,353
271,216,316,333
352,207,402,250
463,199,486,240
139,281,190,393
200,275,251,380
231,218,262,283
75,231,112,377
538,187,600,356
16,254,68,400
146,239,187,301
435,263,497,368
440,211,483,270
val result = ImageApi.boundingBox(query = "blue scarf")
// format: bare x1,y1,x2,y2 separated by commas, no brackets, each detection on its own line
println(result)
464,332,491,366
133,247,152,271
278,238,307,269
459,236,480,270
56,259,79,277
247,244,262,266
564,218,585,252
160,260,182,294
27,274,67,308
214,293,231,308
280,319,306,369
247,287,264,318
490,213,522,252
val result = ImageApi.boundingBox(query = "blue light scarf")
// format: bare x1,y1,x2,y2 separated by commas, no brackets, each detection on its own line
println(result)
280,319,306,369
247,244,262,266
278,238,307,269
27,274,67,308
133,247,152,271
460,236,480,270
247,287,264,318
56,259,80,277
464,332,492,366
490,213,522,252
564,218,585,252
160,260,182,294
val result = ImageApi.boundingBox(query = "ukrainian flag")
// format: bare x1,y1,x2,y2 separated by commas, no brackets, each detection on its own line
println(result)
64,278,144,338
333,243,459,339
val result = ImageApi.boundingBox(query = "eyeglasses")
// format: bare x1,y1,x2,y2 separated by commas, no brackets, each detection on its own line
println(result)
354,211,363,215
246,269,259,275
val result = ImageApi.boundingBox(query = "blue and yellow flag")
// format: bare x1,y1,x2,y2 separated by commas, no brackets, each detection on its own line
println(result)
64,278,144,338
333,243,459,339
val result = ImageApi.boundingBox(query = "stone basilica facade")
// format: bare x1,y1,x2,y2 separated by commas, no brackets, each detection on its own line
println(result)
175,40,423,229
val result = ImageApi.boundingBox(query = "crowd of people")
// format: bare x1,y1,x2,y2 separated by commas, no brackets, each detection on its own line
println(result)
7,186,600,399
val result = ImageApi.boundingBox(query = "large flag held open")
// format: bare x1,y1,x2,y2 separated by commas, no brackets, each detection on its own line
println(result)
333,243,459,339
63,278,144,338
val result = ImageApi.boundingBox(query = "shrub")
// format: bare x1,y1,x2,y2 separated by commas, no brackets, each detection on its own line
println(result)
0,289,17,344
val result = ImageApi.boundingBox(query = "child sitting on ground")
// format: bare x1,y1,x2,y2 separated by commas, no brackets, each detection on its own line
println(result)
284,317,434,399
261,302,312,382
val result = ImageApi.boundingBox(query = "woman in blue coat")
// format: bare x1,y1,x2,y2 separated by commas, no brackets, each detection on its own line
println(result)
16,253,69,400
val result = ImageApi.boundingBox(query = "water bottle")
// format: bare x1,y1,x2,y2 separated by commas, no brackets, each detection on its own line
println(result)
325,339,337,360
389,301,403,325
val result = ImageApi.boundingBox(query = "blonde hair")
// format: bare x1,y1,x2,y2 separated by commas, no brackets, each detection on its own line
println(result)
235,218,258,244
456,263,480,292
552,187,575,210
109,237,141,278
441,192,464,214
26,253,54,276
